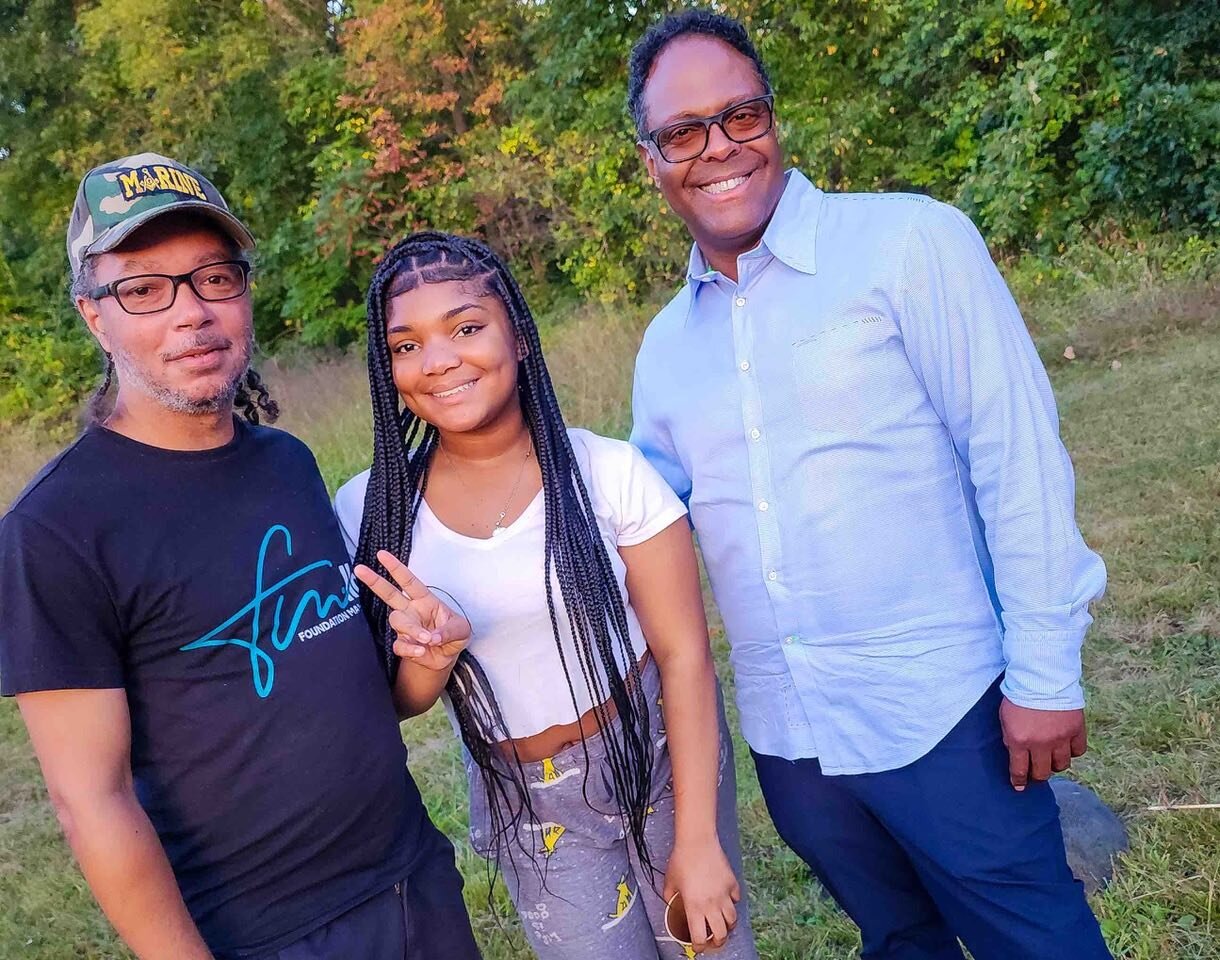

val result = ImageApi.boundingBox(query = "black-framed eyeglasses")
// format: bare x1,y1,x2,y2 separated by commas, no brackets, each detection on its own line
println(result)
644,94,776,164
88,259,251,316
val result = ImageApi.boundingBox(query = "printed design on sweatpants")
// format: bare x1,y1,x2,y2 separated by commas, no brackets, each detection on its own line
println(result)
525,820,567,858
530,755,580,790
601,874,637,931
656,695,668,750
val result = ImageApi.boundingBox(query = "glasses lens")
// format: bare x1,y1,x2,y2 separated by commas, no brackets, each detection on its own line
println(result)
115,275,174,314
657,122,708,163
191,262,247,301
724,100,772,141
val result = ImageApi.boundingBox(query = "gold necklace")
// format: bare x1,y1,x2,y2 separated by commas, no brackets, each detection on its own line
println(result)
440,437,534,537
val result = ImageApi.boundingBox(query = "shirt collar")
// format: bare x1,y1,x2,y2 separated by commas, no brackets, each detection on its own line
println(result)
683,169,824,323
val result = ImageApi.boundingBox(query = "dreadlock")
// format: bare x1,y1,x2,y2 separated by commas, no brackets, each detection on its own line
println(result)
356,231,656,892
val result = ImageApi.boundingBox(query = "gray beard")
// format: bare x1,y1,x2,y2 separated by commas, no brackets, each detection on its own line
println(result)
111,332,254,415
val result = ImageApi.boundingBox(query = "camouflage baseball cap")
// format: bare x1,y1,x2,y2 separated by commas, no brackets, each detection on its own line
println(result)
67,152,255,276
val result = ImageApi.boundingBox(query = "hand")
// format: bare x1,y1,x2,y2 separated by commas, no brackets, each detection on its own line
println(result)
663,839,740,952
354,549,471,673
999,697,1087,791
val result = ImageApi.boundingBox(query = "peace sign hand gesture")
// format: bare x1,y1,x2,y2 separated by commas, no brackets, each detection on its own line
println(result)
354,549,471,673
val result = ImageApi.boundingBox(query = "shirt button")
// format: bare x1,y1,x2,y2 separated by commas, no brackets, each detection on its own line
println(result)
749,427,761,440
739,360,750,372
758,500,769,512
768,570,778,581
783,635,794,645
735,297,746,307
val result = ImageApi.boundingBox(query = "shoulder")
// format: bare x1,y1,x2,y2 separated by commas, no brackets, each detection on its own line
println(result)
333,468,372,525
4,431,109,522
566,427,634,462
245,422,320,466
820,189,944,242
637,284,694,361
565,428,657,486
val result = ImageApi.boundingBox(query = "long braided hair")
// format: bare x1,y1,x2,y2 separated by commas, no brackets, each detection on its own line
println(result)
355,231,656,887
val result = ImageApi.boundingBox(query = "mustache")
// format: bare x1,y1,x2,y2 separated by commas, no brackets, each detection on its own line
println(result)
161,335,235,363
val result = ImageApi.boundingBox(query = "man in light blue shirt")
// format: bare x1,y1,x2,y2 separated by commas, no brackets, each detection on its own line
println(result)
626,11,1112,959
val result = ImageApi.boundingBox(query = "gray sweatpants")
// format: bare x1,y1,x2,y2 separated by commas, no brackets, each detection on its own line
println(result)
466,662,759,959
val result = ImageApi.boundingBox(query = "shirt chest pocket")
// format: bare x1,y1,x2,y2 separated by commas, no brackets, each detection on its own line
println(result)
790,314,917,434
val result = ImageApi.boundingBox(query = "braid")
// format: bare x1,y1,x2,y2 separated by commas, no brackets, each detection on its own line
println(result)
85,353,115,424
356,232,658,894
234,367,280,424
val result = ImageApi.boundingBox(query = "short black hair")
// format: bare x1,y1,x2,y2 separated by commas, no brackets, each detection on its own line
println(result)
627,10,772,137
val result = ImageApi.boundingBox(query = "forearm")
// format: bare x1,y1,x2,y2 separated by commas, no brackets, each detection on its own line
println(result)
653,644,721,846
392,659,455,719
59,789,212,960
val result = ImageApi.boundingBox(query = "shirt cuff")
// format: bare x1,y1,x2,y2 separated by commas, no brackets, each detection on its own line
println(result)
1000,628,1086,710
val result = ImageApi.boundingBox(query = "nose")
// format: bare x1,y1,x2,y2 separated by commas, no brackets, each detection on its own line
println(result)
420,339,461,377
172,279,213,329
702,119,740,162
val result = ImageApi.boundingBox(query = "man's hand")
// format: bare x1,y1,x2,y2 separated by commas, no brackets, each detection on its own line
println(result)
999,697,1087,791
354,549,471,672
663,839,740,952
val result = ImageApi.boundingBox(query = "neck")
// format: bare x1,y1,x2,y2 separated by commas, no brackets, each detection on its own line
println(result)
436,406,531,466
103,389,237,451
698,225,766,282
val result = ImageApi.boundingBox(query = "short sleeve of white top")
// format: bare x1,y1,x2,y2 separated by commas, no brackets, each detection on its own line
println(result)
333,428,688,740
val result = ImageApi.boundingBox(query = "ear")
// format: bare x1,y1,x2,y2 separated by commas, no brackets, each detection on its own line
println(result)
77,297,114,355
637,141,661,186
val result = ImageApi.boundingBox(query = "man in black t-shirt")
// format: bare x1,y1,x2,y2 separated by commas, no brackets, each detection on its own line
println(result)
0,153,481,960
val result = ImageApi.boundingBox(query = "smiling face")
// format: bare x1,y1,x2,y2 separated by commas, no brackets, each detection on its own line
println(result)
385,278,524,436
637,35,785,276
77,217,253,416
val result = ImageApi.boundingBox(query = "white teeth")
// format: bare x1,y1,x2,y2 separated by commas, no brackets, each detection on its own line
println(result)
700,175,749,195
434,381,475,399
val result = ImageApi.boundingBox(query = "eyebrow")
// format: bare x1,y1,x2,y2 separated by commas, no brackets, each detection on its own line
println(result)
114,251,233,274
386,301,484,335
654,91,768,129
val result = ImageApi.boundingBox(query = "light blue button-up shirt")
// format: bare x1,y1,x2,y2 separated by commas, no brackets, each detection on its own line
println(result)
630,170,1106,775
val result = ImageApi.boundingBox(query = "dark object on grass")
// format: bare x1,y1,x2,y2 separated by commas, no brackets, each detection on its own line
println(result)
1052,777,1128,893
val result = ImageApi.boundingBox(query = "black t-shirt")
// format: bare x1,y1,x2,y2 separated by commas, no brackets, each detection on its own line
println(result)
0,420,424,958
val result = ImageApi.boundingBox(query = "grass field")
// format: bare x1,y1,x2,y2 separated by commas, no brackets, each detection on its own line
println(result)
0,239,1216,958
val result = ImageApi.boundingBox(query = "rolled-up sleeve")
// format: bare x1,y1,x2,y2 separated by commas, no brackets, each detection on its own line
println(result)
897,201,1106,710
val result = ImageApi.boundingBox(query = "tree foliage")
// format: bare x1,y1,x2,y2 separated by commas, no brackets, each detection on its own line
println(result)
1,0,1216,424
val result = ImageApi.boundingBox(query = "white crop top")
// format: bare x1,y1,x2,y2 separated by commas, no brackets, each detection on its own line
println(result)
333,429,688,739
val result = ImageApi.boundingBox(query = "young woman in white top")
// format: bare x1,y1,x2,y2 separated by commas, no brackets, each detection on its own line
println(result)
335,233,758,960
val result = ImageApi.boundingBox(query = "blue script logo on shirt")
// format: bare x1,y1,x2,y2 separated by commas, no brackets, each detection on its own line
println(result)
180,524,361,698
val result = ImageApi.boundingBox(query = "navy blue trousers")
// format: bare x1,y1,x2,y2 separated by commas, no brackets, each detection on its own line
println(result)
262,823,480,960
752,680,1112,960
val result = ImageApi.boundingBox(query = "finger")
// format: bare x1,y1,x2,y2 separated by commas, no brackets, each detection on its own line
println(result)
375,550,429,601
435,614,471,646
1030,745,1053,782
722,898,738,929
392,638,429,659
1051,743,1072,773
388,609,434,645
1009,745,1030,791
1070,727,1088,757
730,880,741,903
687,906,710,951
353,564,411,612
706,906,729,947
